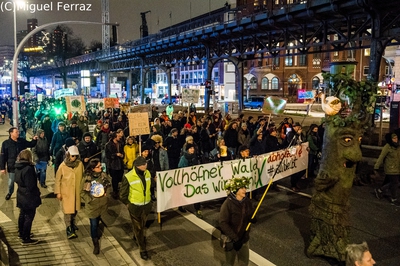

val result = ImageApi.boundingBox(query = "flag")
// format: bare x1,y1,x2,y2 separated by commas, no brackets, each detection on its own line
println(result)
66,96,86,114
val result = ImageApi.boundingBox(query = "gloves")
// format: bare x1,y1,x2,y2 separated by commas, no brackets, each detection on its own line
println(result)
233,240,243,251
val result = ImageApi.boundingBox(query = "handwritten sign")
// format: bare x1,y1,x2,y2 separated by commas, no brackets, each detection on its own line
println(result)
262,96,287,115
128,112,150,136
156,143,309,212
298,90,315,99
104,97,119,108
182,88,200,104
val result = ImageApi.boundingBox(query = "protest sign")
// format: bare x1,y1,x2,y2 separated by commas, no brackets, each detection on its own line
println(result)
104,97,119,108
65,96,86,114
156,143,309,212
128,112,150,136
182,88,200,104
262,96,287,115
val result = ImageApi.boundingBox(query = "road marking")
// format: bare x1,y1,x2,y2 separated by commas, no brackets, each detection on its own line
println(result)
0,210,11,223
180,210,276,266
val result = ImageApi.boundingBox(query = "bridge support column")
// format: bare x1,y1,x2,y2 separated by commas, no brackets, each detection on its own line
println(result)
368,16,386,82
103,71,110,97
127,70,132,101
236,59,244,112
166,67,172,105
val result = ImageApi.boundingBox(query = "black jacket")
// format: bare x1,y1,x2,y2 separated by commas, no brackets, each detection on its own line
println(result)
0,137,37,173
15,160,41,210
78,140,99,168
105,140,124,170
219,193,254,243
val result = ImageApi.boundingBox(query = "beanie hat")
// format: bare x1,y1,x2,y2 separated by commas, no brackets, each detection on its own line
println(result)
238,145,250,153
186,143,195,151
65,137,75,148
67,145,79,156
97,120,103,124
134,156,147,167
83,132,92,139
58,122,66,127
71,120,77,125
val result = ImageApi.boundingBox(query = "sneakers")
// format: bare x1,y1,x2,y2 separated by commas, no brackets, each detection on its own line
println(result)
195,210,203,219
21,238,39,245
18,233,34,239
391,198,400,206
66,226,77,239
5,193,11,200
374,188,383,200
40,184,47,188
140,251,149,260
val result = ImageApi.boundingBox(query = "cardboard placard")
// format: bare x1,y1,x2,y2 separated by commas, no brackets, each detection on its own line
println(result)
128,112,150,136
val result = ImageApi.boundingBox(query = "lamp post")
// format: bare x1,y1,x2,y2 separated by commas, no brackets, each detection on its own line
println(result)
11,20,118,127
288,74,300,103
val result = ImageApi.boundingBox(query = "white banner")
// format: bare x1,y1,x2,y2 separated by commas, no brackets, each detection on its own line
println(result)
156,143,309,212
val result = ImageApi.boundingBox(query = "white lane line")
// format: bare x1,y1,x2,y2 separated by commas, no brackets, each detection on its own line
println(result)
181,210,276,266
0,210,12,223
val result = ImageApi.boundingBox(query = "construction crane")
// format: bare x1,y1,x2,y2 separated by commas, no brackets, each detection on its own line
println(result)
101,0,110,52
140,10,151,38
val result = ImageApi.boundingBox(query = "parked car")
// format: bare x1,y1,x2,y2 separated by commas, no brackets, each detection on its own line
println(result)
161,95,180,105
244,96,265,110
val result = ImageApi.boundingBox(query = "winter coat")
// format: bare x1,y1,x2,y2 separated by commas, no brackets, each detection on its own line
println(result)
41,119,53,143
374,142,400,175
307,132,320,155
224,128,239,149
124,143,138,170
50,130,70,156
178,152,199,168
80,172,111,218
105,140,124,170
78,139,99,168
265,134,281,153
15,161,41,210
238,129,251,146
249,135,267,156
77,119,89,134
0,137,37,173
96,129,110,150
219,193,254,243
69,127,83,141
32,132,50,162
54,160,84,214
150,147,169,172
200,128,212,153
51,119,63,133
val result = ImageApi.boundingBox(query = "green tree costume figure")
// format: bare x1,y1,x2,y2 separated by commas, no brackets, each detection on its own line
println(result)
307,73,377,262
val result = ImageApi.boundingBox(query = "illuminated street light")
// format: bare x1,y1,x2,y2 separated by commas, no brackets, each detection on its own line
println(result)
11,20,119,127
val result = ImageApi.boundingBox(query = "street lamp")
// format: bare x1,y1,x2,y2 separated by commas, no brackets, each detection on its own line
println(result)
11,20,118,127
288,74,300,103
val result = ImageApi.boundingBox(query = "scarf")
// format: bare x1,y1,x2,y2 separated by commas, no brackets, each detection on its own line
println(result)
64,157,80,168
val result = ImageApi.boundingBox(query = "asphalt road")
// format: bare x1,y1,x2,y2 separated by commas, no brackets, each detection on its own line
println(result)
0,119,399,266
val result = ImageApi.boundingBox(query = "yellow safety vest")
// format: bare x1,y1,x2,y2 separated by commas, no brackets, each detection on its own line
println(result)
126,168,151,206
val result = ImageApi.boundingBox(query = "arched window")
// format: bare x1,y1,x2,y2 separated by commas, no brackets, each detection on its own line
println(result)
261,77,269,90
250,77,257,90
312,76,320,90
271,77,279,90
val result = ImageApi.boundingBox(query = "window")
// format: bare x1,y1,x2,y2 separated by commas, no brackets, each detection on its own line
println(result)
285,56,293,66
363,66,369,76
299,54,307,66
364,49,370,56
312,77,320,90
250,77,257,90
261,77,269,90
273,57,279,68
271,77,279,90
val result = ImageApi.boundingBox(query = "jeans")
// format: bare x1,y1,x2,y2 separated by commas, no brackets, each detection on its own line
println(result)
36,161,47,185
89,217,100,238
224,241,249,266
381,174,400,200
8,172,15,195
109,169,124,194
18,208,36,240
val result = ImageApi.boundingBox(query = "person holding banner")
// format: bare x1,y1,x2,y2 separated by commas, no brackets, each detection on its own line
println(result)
120,156,152,261
219,177,255,266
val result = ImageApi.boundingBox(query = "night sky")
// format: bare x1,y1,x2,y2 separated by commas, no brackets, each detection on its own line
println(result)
0,0,231,47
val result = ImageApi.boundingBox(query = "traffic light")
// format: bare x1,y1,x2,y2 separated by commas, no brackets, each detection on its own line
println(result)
388,83,392,90
205,80,212,90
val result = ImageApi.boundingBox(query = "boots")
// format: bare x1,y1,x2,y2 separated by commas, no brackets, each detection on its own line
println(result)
66,226,77,239
92,238,100,255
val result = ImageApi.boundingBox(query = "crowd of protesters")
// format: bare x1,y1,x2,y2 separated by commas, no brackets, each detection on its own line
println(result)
0,95,329,261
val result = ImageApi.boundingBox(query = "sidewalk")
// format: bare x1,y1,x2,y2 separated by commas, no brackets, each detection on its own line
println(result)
0,163,137,266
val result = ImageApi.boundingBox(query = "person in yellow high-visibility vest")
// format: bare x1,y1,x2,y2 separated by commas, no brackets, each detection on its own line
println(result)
120,156,152,261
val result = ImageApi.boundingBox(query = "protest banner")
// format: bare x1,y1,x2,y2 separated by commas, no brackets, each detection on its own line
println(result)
130,104,152,118
181,88,200,104
104,97,119,108
128,112,150,136
65,96,86,114
156,143,309,213
262,96,287,115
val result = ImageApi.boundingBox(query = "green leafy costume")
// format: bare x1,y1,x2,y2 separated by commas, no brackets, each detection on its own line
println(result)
307,73,377,261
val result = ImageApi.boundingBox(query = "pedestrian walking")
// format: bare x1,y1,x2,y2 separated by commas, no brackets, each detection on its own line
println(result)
219,176,255,266
120,156,152,261
81,158,111,254
54,145,84,239
32,129,50,188
105,131,125,199
0,127,37,200
374,133,400,205
15,149,42,245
